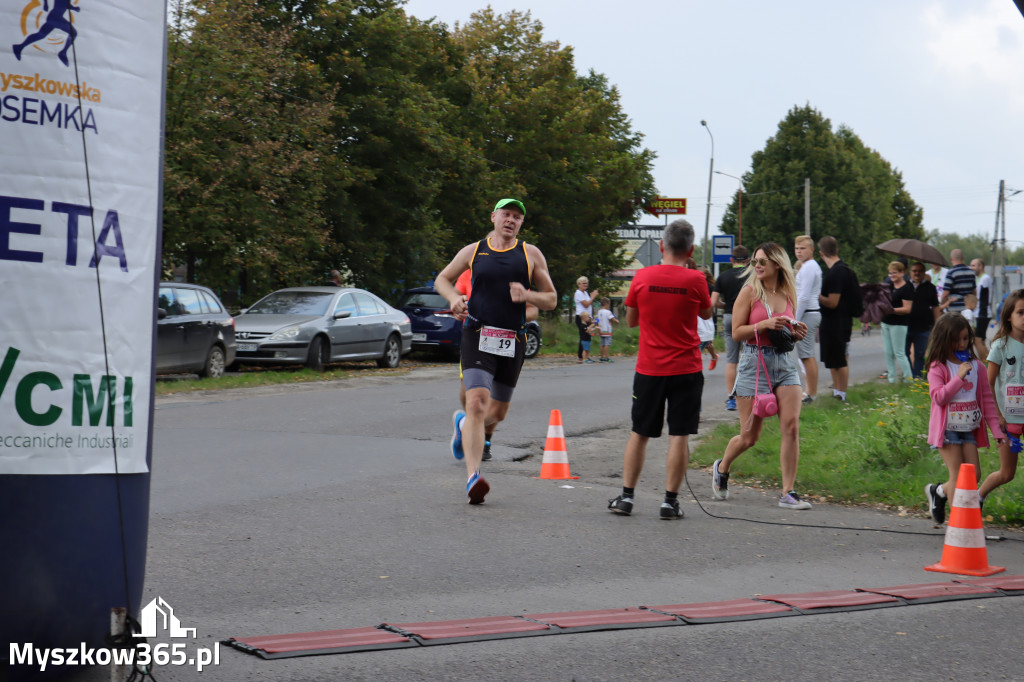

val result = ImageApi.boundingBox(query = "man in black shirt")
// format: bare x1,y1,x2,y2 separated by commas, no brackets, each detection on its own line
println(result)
710,245,749,411
818,236,858,402
904,261,943,379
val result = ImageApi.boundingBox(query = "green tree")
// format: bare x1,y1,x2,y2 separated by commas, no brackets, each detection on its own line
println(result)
268,0,483,299
928,230,992,265
719,105,924,282
449,9,656,306
163,0,336,302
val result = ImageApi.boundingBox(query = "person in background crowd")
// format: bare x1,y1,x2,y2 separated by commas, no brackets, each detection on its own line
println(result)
817,236,858,403
880,261,914,383
574,276,599,362
711,245,750,411
793,236,822,403
928,262,948,302
941,249,976,315
579,311,598,363
971,258,993,357
961,293,978,326
693,264,719,371
595,297,619,362
326,270,343,286
905,262,943,379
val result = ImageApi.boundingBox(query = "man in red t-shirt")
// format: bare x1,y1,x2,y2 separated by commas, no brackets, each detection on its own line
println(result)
609,219,712,520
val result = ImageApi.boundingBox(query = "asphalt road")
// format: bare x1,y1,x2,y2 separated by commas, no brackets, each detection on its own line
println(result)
70,332,1024,681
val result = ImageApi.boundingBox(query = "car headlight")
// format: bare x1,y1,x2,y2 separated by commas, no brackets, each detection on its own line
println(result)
268,326,302,341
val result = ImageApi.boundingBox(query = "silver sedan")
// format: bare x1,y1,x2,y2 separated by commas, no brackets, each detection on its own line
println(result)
233,287,412,371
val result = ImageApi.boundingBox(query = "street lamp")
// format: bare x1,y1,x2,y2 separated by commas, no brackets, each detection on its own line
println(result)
700,120,714,268
715,170,743,247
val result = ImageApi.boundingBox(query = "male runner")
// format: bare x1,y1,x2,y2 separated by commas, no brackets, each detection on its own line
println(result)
435,199,557,504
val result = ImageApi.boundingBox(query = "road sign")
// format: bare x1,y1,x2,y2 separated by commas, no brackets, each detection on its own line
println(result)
643,197,687,216
712,235,734,264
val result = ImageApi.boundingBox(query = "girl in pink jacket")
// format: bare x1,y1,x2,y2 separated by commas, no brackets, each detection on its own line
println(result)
923,313,1005,524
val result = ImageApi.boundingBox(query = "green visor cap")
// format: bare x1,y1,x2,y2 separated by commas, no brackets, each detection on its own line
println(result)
493,198,526,215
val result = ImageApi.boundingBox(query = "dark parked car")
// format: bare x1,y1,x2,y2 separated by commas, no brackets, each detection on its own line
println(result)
157,282,236,378
233,287,412,371
397,286,542,359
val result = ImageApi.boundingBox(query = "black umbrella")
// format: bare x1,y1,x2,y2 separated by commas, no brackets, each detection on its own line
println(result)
875,238,948,267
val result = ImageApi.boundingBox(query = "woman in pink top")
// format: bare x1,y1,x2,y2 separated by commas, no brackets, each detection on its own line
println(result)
711,243,811,510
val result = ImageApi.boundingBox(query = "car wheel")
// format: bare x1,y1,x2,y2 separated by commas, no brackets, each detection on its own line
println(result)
376,334,401,368
199,345,226,378
524,328,541,359
306,336,328,372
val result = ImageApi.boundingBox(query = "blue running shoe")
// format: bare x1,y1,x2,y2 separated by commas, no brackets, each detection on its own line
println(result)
451,410,465,460
467,470,489,504
725,397,737,411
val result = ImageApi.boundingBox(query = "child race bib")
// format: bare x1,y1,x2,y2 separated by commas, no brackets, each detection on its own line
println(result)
1004,386,1024,417
478,325,516,357
946,400,982,432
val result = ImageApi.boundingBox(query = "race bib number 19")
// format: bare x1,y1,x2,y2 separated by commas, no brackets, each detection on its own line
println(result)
479,326,516,357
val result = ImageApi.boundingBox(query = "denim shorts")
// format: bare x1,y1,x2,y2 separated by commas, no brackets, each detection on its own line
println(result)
732,344,801,396
942,429,976,446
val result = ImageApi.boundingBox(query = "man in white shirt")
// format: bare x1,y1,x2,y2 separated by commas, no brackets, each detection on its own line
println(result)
928,263,948,302
793,236,822,403
971,258,993,356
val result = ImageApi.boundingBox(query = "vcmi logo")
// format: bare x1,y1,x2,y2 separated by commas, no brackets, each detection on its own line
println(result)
13,0,81,67
1,346,133,428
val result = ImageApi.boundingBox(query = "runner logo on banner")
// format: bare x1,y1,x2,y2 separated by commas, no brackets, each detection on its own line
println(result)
1,0,164,474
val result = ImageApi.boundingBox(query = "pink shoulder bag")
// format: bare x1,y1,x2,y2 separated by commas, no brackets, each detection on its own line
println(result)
750,330,778,420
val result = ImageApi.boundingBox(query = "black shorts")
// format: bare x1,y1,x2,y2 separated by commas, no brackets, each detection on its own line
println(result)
460,325,527,389
631,372,703,438
819,323,850,369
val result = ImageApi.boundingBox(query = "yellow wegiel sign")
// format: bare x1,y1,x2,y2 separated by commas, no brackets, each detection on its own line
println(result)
644,197,687,216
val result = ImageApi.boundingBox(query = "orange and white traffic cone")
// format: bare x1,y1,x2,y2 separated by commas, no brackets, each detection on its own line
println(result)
925,463,1005,577
537,409,578,480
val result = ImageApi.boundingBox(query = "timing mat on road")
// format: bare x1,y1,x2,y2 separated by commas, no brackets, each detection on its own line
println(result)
225,575,1024,659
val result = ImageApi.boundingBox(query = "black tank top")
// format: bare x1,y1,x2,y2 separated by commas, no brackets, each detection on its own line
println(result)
467,238,531,331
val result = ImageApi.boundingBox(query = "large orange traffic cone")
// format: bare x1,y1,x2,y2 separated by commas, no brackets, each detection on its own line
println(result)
537,409,578,480
925,463,1005,576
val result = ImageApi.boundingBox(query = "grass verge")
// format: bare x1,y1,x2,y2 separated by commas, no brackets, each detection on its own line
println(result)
691,378,1024,527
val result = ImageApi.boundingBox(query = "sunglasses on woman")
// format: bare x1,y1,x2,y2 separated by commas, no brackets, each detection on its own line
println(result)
752,258,774,267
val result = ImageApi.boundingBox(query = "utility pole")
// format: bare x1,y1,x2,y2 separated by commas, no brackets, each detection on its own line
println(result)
804,178,811,236
994,180,1007,302
700,120,714,268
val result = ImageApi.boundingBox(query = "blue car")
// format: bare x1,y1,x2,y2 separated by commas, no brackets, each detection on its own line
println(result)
397,286,541,359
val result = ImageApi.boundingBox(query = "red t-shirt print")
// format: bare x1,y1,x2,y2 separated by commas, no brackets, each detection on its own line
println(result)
625,264,710,376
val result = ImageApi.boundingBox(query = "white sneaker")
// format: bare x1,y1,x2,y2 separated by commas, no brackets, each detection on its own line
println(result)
711,458,731,500
779,490,812,510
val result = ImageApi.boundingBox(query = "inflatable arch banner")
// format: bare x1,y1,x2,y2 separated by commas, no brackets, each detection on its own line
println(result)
1,0,164,475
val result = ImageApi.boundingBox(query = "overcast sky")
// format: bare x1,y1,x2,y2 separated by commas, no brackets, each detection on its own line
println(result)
404,0,1024,250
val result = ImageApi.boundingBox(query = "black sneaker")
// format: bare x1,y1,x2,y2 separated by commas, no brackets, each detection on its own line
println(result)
608,494,633,515
659,500,684,519
482,440,492,461
925,483,946,524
